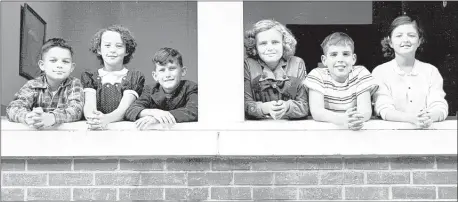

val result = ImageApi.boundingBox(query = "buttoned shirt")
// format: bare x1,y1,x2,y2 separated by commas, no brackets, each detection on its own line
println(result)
372,59,448,120
6,75,84,124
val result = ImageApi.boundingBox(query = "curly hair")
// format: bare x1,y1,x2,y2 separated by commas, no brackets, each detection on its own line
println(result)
321,32,355,54
39,38,74,60
89,24,137,66
244,19,297,60
381,15,425,58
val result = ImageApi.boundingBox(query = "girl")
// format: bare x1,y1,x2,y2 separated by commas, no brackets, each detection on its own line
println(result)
373,16,448,128
304,32,378,130
81,25,145,130
244,19,309,120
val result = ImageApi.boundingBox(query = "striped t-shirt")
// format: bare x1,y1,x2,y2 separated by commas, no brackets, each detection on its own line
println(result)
304,65,378,112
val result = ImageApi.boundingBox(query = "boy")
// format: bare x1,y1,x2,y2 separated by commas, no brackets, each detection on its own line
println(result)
125,47,198,129
6,38,84,129
304,32,378,130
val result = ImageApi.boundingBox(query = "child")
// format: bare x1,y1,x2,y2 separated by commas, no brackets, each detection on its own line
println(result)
244,19,309,120
6,38,84,129
125,47,198,130
373,15,448,128
81,25,145,130
304,32,378,130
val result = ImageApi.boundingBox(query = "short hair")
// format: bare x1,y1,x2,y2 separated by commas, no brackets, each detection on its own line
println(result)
321,32,355,54
89,24,137,65
152,47,184,71
39,38,73,60
244,19,297,60
381,15,425,58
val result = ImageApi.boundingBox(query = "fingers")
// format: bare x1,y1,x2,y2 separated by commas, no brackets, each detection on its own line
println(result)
418,117,433,129
135,118,146,129
345,107,357,113
349,123,364,131
271,104,286,112
32,107,44,114
32,121,45,129
270,107,287,120
86,118,100,125
417,110,428,117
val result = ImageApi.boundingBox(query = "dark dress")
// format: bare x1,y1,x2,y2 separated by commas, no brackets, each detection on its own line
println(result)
81,69,145,114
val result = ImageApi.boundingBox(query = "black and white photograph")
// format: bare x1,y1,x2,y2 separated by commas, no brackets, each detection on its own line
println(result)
1,1,457,201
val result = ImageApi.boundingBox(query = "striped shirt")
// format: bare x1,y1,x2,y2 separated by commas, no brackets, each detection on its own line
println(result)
6,75,84,125
372,59,448,121
304,65,378,112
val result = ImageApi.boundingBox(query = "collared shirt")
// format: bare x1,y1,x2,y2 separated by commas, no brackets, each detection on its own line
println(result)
6,75,84,124
305,65,378,112
244,56,309,120
125,80,198,123
372,59,448,120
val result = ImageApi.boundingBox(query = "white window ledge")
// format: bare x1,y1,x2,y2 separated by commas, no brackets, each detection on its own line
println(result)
1,117,456,157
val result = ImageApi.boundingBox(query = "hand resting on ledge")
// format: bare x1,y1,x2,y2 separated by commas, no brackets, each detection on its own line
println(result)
1,116,456,131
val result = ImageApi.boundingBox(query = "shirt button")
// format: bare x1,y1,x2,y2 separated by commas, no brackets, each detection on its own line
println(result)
408,87,411,89
410,100,412,103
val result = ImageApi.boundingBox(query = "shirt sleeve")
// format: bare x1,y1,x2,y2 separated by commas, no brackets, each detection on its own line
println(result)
169,82,198,123
426,66,449,121
81,71,96,90
123,70,146,99
244,59,268,119
6,81,36,123
355,66,379,96
372,67,396,120
124,84,155,121
304,68,325,94
284,59,309,119
50,78,85,124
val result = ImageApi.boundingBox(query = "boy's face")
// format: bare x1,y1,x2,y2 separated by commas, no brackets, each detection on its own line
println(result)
321,45,356,82
39,47,75,82
256,28,283,68
389,24,420,56
152,61,187,93
98,30,127,67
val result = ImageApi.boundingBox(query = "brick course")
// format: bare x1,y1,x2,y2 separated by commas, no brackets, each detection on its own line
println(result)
1,155,456,201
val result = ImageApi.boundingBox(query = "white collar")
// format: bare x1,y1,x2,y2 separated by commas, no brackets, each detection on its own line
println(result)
98,67,128,77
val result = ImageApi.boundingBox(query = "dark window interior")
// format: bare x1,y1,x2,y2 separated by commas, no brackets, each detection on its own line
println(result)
288,1,457,116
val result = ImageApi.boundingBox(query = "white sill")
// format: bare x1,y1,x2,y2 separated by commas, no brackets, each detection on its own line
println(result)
1,117,456,157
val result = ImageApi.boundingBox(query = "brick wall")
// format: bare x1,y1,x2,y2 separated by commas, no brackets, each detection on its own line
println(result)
1,156,456,201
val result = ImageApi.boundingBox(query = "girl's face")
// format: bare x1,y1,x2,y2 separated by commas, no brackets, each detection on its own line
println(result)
98,30,127,67
256,28,283,68
321,45,356,83
389,23,420,57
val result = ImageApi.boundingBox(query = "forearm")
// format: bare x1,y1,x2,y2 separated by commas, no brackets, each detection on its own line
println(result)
138,109,155,118
51,105,83,124
105,109,128,123
83,92,97,120
360,110,372,122
283,100,308,119
169,103,198,123
6,106,29,124
381,109,415,123
105,94,137,123
245,101,269,119
311,108,346,125
427,102,448,122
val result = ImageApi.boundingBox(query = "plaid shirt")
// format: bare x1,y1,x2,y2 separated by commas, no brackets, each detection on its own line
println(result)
6,75,84,125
